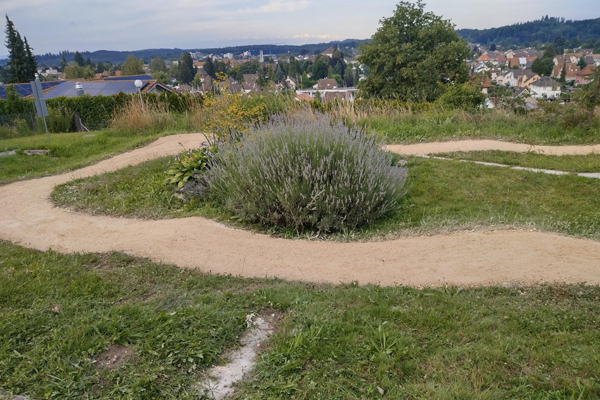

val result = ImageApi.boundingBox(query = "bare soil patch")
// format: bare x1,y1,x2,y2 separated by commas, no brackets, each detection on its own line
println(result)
95,344,134,370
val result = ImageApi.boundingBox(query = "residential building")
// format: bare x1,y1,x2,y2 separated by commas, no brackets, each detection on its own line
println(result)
320,46,336,57
314,78,338,90
530,77,561,99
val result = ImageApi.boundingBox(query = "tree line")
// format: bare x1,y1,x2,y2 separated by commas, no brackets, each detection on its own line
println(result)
457,17,600,50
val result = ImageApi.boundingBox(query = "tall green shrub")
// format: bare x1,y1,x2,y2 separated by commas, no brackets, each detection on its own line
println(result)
206,113,407,233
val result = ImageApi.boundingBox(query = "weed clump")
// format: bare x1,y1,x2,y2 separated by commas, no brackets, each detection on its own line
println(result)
205,113,407,233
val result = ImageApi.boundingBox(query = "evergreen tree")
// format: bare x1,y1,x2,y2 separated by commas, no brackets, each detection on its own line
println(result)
0,65,7,83
60,54,66,71
577,56,587,70
23,37,37,81
543,44,556,59
560,62,567,83
288,56,298,79
4,15,28,83
175,52,195,84
343,66,354,87
74,51,85,66
85,57,91,66
203,56,215,79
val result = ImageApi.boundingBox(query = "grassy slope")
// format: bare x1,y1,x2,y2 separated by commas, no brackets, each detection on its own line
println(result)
363,114,600,144
52,155,600,240
1,241,599,399
436,151,600,173
0,130,166,185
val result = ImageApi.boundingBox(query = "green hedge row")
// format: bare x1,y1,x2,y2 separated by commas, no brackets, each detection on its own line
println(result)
0,91,208,131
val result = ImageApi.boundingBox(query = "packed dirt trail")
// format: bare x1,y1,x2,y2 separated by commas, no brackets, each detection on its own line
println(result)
1,134,600,287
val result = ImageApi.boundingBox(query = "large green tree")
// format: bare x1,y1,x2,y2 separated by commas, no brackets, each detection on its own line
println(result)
358,1,470,101
121,55,144,76
64,62,94,79
149,56,167,73
23,37,37,80
203,56,215,79
174,52,195,84
74,51,85,67
5,15,35,83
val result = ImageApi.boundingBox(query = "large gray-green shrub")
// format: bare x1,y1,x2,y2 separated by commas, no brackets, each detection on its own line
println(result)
206,113,407,233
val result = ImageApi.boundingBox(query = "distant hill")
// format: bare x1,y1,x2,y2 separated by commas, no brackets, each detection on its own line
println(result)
457,17,600,48
11,39,369,67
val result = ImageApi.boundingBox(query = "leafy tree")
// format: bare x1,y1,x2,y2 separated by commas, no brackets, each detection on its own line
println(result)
151,71,170,84
359,1,470,101
311,55,329,80
531,57,554,76
121,55,144,76
489,43,497,51
149,56,166,73
64,61,94,79
577,56,587,70
436,82,486,111
74,51,85,67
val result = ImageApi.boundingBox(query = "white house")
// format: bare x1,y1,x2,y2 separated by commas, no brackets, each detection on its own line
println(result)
530,77,561,100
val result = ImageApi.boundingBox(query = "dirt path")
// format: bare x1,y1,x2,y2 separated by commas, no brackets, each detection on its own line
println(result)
386,140,600,155
1,135,600,287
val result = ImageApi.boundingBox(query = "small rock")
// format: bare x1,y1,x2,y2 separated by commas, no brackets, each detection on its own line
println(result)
23,150,50,156
0,150,16,157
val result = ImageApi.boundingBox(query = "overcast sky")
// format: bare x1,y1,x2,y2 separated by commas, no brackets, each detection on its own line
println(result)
2,0,599,54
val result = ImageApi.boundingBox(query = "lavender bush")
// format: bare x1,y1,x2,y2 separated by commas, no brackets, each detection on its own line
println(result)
205,113,407,233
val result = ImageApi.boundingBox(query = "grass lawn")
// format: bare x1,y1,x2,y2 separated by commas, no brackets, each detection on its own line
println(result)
363,114,600,144
1,240,599,399
436,151,600,173
52,155,600,241
0,130,168,185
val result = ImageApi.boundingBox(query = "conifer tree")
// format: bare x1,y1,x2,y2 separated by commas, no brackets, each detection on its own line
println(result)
204,56,216,79
23,37,37,81
74,51,85,66
5,15,28,83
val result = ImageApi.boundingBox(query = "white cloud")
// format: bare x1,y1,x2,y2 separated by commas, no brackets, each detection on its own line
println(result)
239,0,309,14
292,33,344,40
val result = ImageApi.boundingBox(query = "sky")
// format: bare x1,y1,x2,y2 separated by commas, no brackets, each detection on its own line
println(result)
2,0,599,54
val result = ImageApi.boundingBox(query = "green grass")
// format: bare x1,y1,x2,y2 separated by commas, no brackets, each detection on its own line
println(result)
0,130,168,185
52,155,600,241
364,113,600,144
436,151,600,173
1,240,599,399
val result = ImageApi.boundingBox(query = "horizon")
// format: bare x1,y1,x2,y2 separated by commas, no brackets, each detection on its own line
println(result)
3,0,599,55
